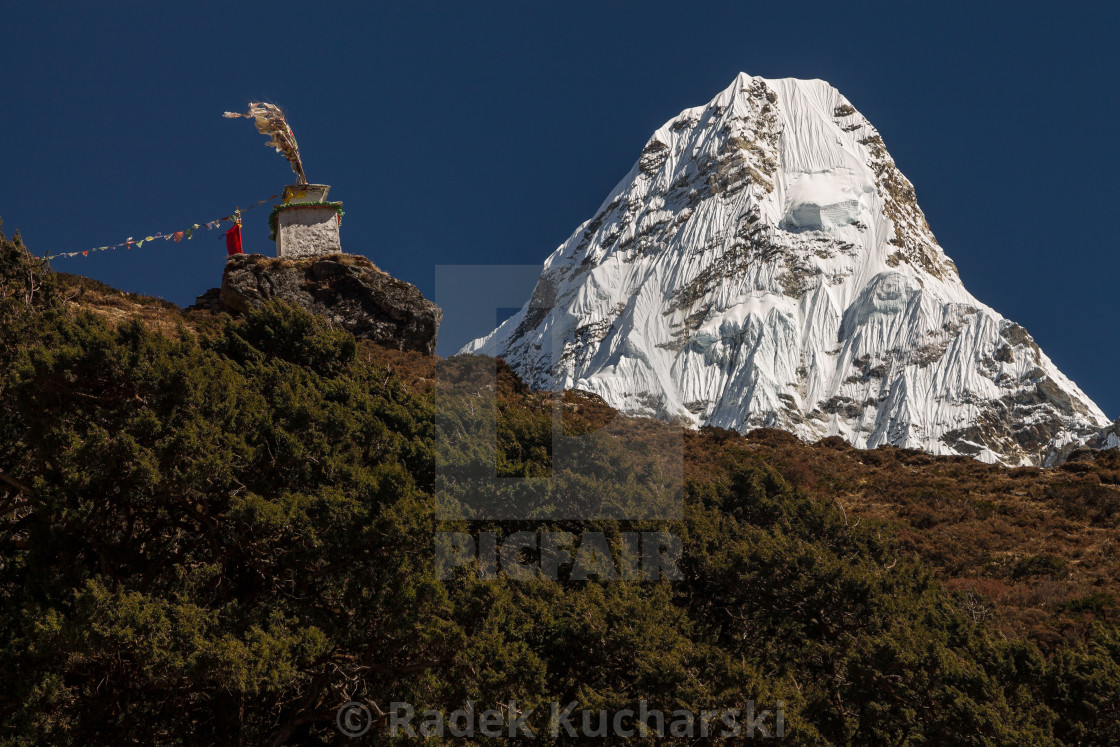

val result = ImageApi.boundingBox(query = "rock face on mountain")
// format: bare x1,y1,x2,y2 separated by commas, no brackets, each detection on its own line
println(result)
199,253,440,354
1090,420,1120,452
464,73,1111,466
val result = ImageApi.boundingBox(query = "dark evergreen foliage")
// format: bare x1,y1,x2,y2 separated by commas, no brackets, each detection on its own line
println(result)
0,228,1117,744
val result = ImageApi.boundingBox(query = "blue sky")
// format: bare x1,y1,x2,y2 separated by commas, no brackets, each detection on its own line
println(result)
2,1,1116,417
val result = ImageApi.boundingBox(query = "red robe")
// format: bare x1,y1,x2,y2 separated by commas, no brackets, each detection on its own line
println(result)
225,224,243,256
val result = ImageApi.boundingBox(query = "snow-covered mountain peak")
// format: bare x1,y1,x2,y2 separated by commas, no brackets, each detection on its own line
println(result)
464,73,1111,466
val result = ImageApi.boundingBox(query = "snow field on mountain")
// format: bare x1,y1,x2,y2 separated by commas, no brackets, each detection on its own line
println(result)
465,74,1111,465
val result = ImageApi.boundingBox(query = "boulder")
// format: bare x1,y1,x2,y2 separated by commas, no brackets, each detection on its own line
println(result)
189,287,225,312
213,253,441,354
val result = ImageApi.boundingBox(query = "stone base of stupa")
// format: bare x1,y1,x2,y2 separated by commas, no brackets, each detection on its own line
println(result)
271,184,343,259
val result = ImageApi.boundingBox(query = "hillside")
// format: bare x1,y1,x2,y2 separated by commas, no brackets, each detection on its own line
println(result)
1,226,1119,744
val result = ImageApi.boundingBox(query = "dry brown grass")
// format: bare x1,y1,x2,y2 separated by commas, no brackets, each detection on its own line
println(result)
57,273,192,338
721,427,1120,641
357,339,437,394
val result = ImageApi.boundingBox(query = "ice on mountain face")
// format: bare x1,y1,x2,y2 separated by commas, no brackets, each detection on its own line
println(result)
780,170,872,233
463,73,1111,466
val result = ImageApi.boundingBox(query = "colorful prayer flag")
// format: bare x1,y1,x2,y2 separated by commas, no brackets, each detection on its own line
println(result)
55,193,278,260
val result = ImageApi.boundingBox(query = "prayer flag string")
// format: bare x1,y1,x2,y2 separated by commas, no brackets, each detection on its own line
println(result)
45,194,281,260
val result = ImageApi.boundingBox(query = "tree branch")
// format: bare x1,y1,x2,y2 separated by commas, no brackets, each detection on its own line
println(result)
0,470,32,496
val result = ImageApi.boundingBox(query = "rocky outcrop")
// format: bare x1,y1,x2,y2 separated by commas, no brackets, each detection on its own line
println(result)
189,287,225,312
196,253,440,354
